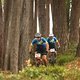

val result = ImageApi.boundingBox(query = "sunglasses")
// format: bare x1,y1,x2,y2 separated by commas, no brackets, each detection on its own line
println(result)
36,37,41,38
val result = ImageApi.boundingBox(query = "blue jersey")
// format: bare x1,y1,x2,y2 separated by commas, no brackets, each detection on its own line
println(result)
31,37,47,52
47,37,58,49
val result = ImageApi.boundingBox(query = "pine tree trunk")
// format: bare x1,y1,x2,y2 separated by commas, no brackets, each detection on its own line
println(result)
4,0,23,73
52,0,68,53
76,27,80,56
18,0,34,70
0,0,4,69
76,0,80,56
33,0,37,34
69,0,79,46
4,0,13,70
45,0,49,36
38,0,47,36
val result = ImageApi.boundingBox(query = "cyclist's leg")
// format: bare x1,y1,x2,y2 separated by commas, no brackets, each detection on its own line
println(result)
42,54,48,66
35,51,42,67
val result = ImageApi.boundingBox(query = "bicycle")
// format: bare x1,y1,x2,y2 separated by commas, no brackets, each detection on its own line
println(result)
34,52,43,67
48,48,57,65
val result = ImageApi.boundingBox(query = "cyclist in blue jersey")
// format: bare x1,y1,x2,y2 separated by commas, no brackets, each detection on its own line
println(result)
47,34,60,64
47,34,60,50
29,33,49,66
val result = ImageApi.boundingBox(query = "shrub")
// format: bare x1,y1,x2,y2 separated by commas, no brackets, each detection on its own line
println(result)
0,73,4,80
57,54,75,65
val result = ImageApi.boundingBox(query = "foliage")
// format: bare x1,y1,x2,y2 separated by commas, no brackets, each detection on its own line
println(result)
57,53,75,65
0,73,4,80
0,63,80,80
19,66,66,80
0,48,80,80
57,45,76,65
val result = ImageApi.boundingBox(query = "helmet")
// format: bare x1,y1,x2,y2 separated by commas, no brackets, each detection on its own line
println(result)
35,33,41,37
49,34,54,37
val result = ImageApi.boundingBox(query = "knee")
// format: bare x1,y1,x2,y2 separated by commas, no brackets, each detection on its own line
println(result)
42,56,47,61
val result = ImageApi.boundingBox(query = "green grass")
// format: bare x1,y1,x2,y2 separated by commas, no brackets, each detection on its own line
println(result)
0,64,80,80
57,53,75,65
0,46,80,80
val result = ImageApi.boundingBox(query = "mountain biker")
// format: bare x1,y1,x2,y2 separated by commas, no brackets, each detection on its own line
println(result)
29,33,49,66
47,34,60,63
47,34,60,50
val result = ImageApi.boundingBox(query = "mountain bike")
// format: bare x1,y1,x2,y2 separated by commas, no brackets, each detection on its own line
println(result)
48,48,57,65
34,52,43,67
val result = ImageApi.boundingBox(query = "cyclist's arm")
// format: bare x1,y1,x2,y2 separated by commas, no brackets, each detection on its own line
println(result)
54,37,60,48
29,39,37,53
46,42,49,52
56,40,60,48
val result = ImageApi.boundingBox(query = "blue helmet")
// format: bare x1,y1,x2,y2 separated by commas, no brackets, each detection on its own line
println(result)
35,33,41,37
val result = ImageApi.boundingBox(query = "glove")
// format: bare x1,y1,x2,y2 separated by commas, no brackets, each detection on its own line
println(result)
58,46,60,49
46,51,48,53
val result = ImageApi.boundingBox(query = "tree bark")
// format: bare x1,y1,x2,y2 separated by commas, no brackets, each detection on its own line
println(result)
18,0,34,70
0,0,4,69
69,0,79,46
52,0,68,53
4,0,23,73
38,0,49,37
76,27,80,56
45,0,49,37
4,0,12,70
76,0,80,56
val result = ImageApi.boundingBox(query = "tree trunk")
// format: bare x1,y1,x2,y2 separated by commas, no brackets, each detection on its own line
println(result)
38,0,49,37
4,0,23,73
52,0,68,53
76,0,80,56
0,0,4,69
18,0,34,70
76,27,80,56
33,0,37,33
69,0,79,46
4,0,12,70
45,0,49,37
66,0,70,30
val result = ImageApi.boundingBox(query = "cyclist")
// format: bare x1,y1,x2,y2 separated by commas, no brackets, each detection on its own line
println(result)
29,33,49,66
47,34,60,64
47,34,60,50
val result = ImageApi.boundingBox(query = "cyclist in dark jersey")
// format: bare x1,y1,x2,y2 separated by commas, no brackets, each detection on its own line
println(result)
47,34,60,50
29,33,49,66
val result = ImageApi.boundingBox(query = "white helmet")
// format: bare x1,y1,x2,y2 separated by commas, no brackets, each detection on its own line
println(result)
49,34,54,37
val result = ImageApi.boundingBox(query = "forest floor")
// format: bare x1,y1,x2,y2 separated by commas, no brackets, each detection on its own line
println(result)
66,58,80,69
0,57,80,80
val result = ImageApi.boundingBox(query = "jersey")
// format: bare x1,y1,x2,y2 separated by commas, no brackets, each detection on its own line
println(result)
31,37,47,53
47,37,58,49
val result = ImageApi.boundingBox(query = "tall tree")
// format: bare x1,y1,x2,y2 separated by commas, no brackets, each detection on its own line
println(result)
18,0,34,70
4,0,12,70
69,0,79,46
76,26,80,56
76,0,80,56
0,0,4,69
45,0,49,36
52,0,68,53
38,0,49,37
66,0,70,29
33,0,37,33
4,0,23,73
